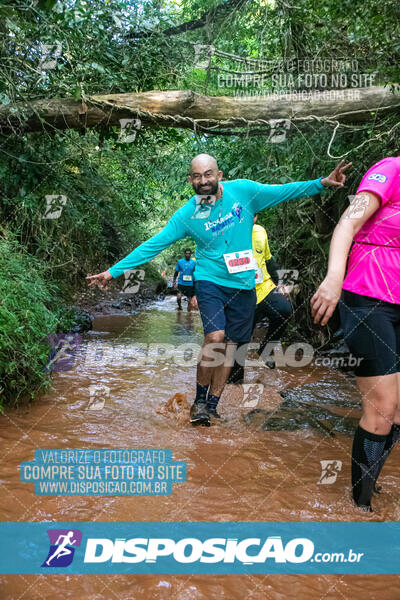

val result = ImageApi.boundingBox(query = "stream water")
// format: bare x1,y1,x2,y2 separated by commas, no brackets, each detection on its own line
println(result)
1,296,399,599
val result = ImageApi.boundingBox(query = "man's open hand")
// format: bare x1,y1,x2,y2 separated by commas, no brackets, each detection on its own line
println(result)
85,270,113,290
321,160,352,188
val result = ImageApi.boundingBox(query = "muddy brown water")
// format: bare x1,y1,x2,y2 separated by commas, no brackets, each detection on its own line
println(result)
1,296,400,599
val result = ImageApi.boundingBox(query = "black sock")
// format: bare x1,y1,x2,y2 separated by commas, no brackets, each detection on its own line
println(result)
374,424,400,490
352,425,387,509
195,383,209,404
207,393,220,413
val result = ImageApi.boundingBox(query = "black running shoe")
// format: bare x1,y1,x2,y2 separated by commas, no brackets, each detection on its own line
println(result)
208,406,221,419
190,401,210,426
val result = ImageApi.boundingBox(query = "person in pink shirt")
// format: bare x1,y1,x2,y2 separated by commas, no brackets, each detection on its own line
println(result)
311,156,400,511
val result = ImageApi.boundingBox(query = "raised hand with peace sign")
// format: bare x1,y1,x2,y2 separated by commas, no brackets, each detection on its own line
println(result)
320,159,352,188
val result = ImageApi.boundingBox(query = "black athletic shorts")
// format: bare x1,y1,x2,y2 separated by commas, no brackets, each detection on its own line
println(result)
177,284,195,298
339,289,400,377
195,280,256,343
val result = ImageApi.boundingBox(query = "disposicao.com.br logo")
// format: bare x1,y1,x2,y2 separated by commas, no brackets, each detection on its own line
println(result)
40,532,363,567
42,529,82,567
32,525,370,574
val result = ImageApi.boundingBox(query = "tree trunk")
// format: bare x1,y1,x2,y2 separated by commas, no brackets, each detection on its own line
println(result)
1,87,399,136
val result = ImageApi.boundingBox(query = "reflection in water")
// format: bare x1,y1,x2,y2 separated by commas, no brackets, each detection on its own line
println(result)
175,305,197,334
0,296,397,599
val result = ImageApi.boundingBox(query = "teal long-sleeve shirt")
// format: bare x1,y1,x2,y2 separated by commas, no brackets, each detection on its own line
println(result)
108,177,325,290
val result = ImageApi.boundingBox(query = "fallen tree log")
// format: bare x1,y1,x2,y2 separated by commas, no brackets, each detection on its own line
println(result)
0,86,399,136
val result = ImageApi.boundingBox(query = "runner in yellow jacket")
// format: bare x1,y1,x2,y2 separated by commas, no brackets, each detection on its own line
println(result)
228,215,293,383
252,220,276,303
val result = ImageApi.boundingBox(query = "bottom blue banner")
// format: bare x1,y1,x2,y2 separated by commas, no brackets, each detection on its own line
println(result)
0,522,399,574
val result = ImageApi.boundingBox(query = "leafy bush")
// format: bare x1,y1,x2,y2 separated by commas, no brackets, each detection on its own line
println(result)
0,233,66,406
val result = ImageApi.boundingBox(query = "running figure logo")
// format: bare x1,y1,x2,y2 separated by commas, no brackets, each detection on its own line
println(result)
42,529,82,568
45,333,82,372
318,460,342,485
122,269,145,294
347,193,370,219
241,384,264,408
42,194,67,220
277,269,299,293
192,195,215,219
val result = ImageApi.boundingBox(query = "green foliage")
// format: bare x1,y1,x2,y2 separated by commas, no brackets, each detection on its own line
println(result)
0,127,164,286
1,0,398,105
0,234,57,407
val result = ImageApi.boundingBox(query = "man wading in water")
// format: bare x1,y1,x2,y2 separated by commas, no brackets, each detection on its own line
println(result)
173,248,196,311
86,154,350,426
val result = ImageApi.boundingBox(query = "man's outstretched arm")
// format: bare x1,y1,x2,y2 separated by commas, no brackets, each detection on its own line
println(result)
86,211,187,289
249,160,352,213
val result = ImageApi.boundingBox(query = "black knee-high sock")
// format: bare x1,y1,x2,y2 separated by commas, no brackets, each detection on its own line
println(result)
226,342,247,384
226,360,244,384
373,424,400,491
352,425,387,509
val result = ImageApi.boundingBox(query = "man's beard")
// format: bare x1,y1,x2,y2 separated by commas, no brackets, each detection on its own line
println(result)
193,180,219,195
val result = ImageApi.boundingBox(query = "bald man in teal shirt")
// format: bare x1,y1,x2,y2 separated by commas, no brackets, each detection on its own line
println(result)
87,154,351,426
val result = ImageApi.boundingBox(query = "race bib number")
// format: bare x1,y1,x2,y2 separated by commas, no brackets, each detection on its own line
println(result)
255,267,264,284
182,275,193,282
223,250,255,274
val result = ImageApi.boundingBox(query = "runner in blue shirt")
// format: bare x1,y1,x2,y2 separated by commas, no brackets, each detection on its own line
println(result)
87,154,351,426
173,249,196,311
